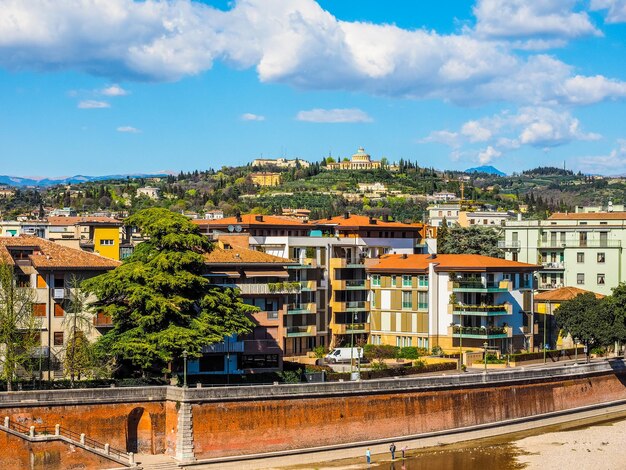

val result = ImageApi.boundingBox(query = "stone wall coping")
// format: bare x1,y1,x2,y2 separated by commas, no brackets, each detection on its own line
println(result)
0,360,623,406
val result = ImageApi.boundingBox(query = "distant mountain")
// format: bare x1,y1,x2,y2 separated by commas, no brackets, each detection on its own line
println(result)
0,173,168,187
464,166,506,176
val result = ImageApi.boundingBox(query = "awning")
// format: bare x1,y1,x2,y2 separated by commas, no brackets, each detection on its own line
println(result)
244,270,289,278
206,271,241,278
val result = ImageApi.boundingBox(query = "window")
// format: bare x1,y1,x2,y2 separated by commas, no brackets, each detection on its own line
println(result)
370,291,377,309
53,332,64,346
577,273,585,285
402,291,412,310
199,355,225,372
402,275,412,287
598,274,605,285
598,253,605,263
54,303,64,317
391,275,397,286
241,354,279,369
371,275,381,287
99,239,114,246
418,275,428,288
577,252,585,263
33,303,46,317
370,335,382,345
418,291,428,310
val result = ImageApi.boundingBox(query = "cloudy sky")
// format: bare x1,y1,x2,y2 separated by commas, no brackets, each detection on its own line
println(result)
1,0,625,176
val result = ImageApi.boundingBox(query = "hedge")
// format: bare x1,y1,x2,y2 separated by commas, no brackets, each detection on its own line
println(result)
363,345,429,361
326,361,456,382
509,347,582,363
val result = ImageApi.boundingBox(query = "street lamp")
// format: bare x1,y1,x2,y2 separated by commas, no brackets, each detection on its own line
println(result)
574,338,579,364
459,312,463,371
483,342,488,373
543,311,547,364
350,312,356,377
182,350,188,388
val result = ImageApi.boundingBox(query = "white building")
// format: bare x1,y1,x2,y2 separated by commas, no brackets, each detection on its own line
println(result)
136,187,160,199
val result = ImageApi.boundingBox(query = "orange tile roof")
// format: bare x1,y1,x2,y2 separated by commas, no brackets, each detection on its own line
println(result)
0,235,120,270
47,216,122,226
548,212,626,220
368,253,539,273
203,247,294,265
316,214,424,229
193,214,306,227
534,286,605,301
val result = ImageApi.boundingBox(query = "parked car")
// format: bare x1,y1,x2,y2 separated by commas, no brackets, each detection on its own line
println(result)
325,347,363,364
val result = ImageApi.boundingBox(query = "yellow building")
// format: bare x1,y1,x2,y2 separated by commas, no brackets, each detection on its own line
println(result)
326,147,382,170
250,172,281,187
47,216,124,261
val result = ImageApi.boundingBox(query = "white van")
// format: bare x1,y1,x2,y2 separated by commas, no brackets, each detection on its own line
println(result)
325,347,363,364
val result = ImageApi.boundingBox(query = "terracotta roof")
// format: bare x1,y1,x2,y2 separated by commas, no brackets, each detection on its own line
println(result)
548,212,626,220
368,253,539,273
315,214,424,229
203,247,294,265
0,235,120,270
47,216,122,226
193,214,306,227
534,286,605,301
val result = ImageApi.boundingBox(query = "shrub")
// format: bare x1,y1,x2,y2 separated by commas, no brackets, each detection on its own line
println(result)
370,360,388,371
277,369,302,384
363,344,399,361
313,345,328,359
398,347,428,359
431,345,444,356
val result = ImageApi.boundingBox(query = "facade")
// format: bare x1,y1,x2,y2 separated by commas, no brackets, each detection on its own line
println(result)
196,243,321,375
203,210,224,220
250,172,281,187
136,187,160,199
326,147,382,170
533,287,605,351
428,204,460,227
458,210,514,227
0,235,119,379
47,216,125,261
251,158,311,169
193,212,435,352
501,211,626,295
367,254,537,353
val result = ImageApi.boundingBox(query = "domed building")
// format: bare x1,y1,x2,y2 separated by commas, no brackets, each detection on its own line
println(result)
326,147,382,170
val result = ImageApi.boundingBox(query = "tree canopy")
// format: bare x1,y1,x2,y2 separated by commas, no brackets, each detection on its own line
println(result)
83,208,255,373
437,225,504,258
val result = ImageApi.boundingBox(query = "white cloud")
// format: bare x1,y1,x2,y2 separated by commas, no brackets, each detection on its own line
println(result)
591,0,626,23
473,0,600,40
77,100,110,109
241,113,265,121
514,107,601,146
576,139,626,174
461,120,492,142
478,146,501,164
419,130,460,147
117,126,140,133
101,84,129,96
560,75,626,105
296,108,372,123
0,0,623,107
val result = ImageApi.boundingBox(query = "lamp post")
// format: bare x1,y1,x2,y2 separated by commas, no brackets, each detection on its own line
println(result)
350,312,356,377
543,310,547,364
574,338,579,364
182,350,188,388
483,342,488,373
459,312,463,371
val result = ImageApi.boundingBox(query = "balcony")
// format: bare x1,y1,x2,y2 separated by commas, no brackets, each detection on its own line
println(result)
538,239,621,248
333,323,371,335
299,280,317,291
335,301,368,312
202,341,245,353
448,325,513,339
286,303,317,315
498,240,521,251
286,325,317,337
450,280,511,293
450,303,512,316
216,282,302,295
540,261,565,270
538,282,564,290
332,279,369,290
93,312,113,328
331,258,366,269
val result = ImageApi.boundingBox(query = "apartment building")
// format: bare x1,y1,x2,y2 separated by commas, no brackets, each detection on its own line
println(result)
0,235,120,379
46,216,126,261
501,211,626,295
367,254,537,353
198,243,321,375
428,204,460,227
193,212,435,351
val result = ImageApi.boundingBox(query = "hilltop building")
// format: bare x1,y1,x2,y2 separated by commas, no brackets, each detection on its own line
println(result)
501,209,626,295
136,187,160,199
251,158,310,169
326,147,382,170
250,172,281,187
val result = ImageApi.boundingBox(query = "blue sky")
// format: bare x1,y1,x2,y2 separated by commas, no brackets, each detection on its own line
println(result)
0,0,625,176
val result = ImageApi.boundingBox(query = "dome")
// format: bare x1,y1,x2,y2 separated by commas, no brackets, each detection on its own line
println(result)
351,147,371,162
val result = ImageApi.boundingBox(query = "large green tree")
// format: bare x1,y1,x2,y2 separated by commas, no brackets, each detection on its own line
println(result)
438,225,504,258
554,292,614,360
83,208,255,375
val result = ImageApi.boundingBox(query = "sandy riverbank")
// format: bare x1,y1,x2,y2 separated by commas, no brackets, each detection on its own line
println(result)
515,418,626,469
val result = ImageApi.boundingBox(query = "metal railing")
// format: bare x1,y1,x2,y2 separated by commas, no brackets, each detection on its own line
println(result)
498,240,521,249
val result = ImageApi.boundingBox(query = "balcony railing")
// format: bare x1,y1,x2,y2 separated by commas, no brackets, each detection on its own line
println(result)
451,303,511,316
450,280,511,292
346,279,367,289
538,239,621,248
498,240,521,250
538,282,564,290
299,280,317,291
333,323,371,335
332,279,370,290
541,261,565,270
202,341,245,353
449,325,512,339
286,303,317,315
215,282,302,295
286,325,317,337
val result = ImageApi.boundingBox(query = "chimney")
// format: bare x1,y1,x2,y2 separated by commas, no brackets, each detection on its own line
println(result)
255,215,264,222
344,212,350,219
369,216,377,225
236,212,242,223
382,214,389,222
402,253,408,259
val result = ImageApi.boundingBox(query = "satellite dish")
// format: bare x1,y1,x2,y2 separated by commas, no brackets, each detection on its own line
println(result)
227,225,235,232
235,225,242,233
